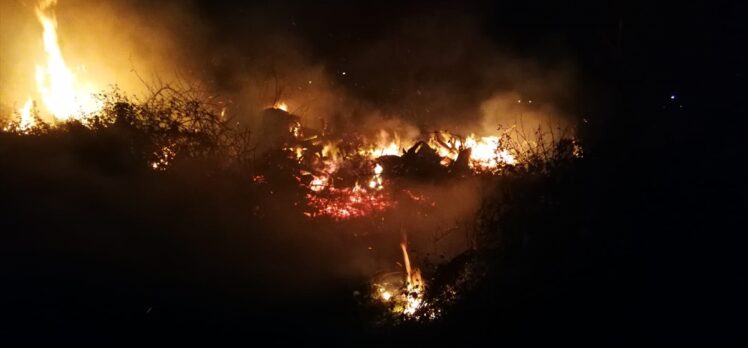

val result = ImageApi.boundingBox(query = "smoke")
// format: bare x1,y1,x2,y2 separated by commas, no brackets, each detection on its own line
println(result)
1,0,577,138
222,4,577,141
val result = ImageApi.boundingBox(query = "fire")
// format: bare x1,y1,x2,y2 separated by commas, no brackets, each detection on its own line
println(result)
301,157,393,219
309,175,329,192
368,163,384,190
6,0,101,129
464,135,517,169
381,291,393,301
3,99,37,133
428,131,517,171
274,102,289,112
33,0,100,122
149,144,177,171
371,241,427,318
362,130,407,158
303,183,393,220
287,121,520,219
365,141,402,158
400,241,425,316
18,99,35,131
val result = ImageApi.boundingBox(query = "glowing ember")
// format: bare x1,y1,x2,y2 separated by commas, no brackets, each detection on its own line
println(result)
365,141,402,158
304,183,393,220
381,291,392,301
149,144,177,171
252,175,266,184
464,135,517,169
294,125,521,219
309,175,329,192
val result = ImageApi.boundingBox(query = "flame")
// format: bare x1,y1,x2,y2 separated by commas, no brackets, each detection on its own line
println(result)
274,102,289,112
32,0,100,122
309,175,329,192
4,99,36,133
370,242,427,317
18,99,36,132
400,241,425,316
381,291,392,301
289,121,302,138
300,141,392,219
428,131,517,171
363,131,407,158
374,163,383,175
280,113,520,219
365,141,401,157
368,163,384,190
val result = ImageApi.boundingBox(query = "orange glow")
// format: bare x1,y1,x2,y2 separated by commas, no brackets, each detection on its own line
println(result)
400,241,425,316
4,99,36,133
374,163,383,175
33,0,101,122
361,130,407,158
365,141,401,157
274,102,289,112
18,99,35,132
371,242,427,317
368,163,384,190
304,183,393,220
428,131,517,171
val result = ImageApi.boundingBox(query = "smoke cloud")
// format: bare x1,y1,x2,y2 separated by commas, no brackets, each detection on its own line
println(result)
2,0,577,138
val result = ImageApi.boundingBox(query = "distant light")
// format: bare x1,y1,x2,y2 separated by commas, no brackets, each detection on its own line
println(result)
670,94,676,100
528,100,533,104
517,99,522,103
308,80,312,84
342,71,346,76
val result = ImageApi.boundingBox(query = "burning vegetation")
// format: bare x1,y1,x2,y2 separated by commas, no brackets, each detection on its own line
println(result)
5,0,101,133
370,241,428,317
1,0,585,329
0,88,581,324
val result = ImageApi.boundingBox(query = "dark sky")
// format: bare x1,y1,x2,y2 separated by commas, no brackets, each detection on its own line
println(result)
184,0,743,118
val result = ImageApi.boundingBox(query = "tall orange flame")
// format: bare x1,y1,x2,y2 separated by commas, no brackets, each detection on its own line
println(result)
400,241,425,315
31,0,100,122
